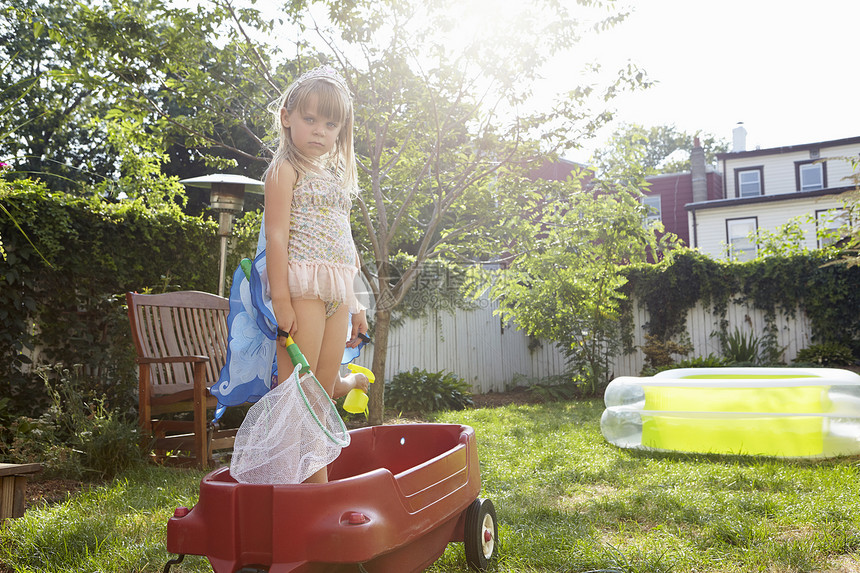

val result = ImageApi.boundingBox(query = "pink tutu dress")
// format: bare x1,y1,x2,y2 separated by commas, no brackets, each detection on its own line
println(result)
283,170,364,313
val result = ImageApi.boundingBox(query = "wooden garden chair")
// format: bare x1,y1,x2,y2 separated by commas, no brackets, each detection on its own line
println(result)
126,291,236,468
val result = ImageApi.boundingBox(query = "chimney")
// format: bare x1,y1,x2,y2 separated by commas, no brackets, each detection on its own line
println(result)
691,136,707,203
732,123,747,152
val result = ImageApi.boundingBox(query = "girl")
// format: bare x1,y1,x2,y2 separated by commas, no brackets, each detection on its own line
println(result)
264,65,369,482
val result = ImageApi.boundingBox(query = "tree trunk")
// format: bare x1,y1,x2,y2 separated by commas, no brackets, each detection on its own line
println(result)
368,308,391,425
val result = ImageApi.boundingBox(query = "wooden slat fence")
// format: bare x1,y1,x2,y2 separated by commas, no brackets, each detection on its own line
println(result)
354,295,814,393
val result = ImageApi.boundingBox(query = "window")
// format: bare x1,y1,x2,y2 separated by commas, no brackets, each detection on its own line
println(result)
796,160,827,192
726,217,757,261
816,209,849,248
642,196,662,225
735,167,763,197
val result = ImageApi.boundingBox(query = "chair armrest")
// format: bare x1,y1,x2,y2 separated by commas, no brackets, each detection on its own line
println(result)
137,355,209,364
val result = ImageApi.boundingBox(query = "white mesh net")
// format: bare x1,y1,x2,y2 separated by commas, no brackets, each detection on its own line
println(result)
230,364,350,484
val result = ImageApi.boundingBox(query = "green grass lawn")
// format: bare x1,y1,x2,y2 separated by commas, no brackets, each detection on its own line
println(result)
3,400,860,572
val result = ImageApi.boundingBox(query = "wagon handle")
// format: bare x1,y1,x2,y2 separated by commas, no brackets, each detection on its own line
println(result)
162,554,185,573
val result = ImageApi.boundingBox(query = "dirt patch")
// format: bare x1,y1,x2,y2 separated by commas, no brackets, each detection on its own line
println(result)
23,478,85,510
561,484,619,507
824,555,860,573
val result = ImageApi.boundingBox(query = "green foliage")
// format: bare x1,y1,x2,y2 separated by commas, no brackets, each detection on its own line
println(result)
2,366,145,479
0,180,219,419
225,209,263,291
526,375,582,402
793,343,856,367
676,353,733,369
592,124,729,174
625,250,860,362
719,327,761,364
753,215,812,258
385,368,473,413
641,353,732,376
483,145,681,396
625,250,733,341
1,0,117,192
640,332,693,371
751,212,849,261
0,464,209,573
833,160,860,267
93,117,189,209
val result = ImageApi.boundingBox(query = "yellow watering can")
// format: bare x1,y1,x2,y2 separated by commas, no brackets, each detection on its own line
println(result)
343,364,375,416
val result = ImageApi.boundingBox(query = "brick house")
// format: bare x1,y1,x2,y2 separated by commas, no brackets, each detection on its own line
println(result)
640,140,723,246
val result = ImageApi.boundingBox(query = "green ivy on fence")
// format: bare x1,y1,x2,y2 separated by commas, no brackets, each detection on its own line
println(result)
623,250,860,362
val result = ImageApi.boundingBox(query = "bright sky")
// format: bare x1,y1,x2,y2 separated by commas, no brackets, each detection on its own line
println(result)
556,0,860,162
242,0,859,163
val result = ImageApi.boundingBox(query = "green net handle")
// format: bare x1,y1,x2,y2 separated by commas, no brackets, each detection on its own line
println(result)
282,334,311,375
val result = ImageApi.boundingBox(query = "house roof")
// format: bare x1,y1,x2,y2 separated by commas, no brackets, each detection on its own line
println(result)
685,185,855,212
716,136,860,161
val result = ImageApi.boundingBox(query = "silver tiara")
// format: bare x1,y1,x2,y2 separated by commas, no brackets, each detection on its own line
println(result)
293,65,350,95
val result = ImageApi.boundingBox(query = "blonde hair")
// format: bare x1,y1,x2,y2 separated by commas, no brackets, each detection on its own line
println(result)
265,67,358,194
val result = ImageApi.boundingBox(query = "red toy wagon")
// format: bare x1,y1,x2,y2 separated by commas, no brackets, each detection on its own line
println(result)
164,423,498,572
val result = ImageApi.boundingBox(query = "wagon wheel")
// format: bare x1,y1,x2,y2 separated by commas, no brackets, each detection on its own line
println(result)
464,498,498,571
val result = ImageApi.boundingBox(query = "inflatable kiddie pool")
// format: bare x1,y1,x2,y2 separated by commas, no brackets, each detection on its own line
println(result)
601,367,860,458
164,423,498,573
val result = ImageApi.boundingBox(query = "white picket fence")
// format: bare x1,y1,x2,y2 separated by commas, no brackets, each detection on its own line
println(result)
356,296,814,394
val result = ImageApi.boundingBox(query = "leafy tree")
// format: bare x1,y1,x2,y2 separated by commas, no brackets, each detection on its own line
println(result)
481,140,676,394
0,0,115,191
593,124,729,174
69,0,282,180
834,157,860,267
750,213,849,260
1,0,289,194
10,0,651,422
315,0,650,420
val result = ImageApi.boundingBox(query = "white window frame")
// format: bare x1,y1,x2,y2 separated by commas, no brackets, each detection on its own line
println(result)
726,217,758,261
642,196,662,225
737,169,762,197
799,162,824,192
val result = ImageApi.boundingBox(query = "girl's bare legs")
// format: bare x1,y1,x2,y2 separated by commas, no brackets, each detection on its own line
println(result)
286,299,350,483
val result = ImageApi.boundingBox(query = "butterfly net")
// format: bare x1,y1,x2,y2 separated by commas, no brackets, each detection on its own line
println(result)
230,364,350,484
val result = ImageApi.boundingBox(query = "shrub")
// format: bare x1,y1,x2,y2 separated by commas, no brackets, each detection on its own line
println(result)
793,343,855,367
385,368,473,413
0,184,220,421
720,328,760,364
527,375,581,402
641,353,732,376
1,366,145,480
641,333,693,371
